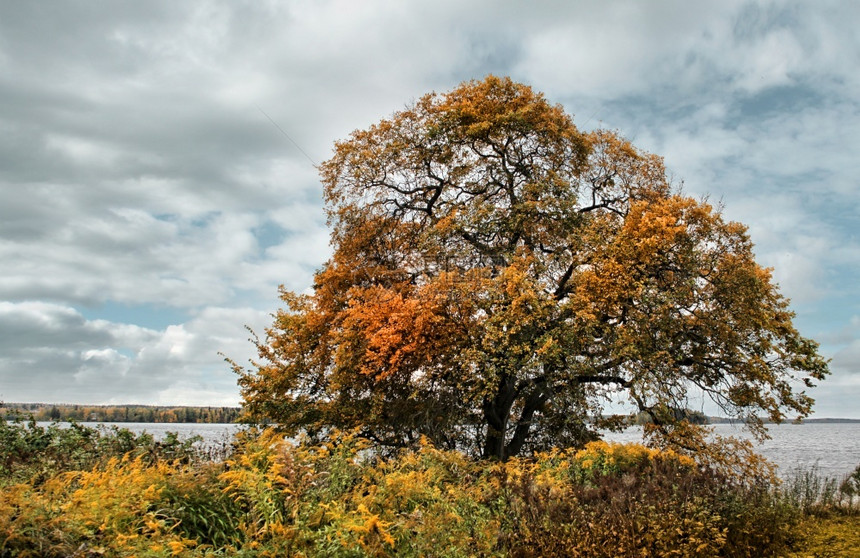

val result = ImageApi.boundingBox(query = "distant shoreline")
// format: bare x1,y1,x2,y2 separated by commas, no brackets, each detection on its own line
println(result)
707,417,860,424
2,402,241,424
5,402,858,425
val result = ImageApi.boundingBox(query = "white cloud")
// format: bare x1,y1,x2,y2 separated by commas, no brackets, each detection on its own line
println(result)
0,301,268,405
45,133,125,167
515,1,744,99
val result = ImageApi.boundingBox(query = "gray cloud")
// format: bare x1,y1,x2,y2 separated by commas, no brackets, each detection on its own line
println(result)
0,301,269,405
0,1,857,414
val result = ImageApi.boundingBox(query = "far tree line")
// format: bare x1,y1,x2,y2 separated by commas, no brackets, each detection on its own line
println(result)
2,403,241,424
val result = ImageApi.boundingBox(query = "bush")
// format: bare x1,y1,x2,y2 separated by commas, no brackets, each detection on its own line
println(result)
0,415,206,486
160,463,244,548
218,430,502,556
840,463,860,506
498,441,798,558
2,428,845,557
0,455,195,556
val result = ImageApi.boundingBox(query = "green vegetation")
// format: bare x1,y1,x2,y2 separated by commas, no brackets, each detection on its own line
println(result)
0,415,215,484
2,402,241,423
1,418,857,557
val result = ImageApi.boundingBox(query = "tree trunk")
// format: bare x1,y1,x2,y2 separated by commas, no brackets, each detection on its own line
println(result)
504,384,548,458
481,376,517,460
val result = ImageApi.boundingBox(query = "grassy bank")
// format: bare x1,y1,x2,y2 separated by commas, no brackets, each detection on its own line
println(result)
1,418,857,557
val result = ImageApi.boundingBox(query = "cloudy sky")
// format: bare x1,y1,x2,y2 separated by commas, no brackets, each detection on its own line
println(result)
1,1,858,417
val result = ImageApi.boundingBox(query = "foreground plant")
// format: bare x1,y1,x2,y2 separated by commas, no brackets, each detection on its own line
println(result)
2,429,825,557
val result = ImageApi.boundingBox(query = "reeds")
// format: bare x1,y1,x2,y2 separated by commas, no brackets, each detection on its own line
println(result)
781,462,860,515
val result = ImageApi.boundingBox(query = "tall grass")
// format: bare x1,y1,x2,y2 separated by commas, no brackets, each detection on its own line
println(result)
781,462,860,515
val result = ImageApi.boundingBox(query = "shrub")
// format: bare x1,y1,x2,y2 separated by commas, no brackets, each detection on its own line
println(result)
0,415,204,486
499,442,798,558
160,462,244,549
219,430,503,556
0,455,199,556
839,463,860,507
0,427,837,557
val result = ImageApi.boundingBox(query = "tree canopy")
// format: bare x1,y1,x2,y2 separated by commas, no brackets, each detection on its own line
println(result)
237,76,828,459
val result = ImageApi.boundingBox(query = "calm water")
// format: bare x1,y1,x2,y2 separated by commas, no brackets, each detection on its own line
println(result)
38,421,860,479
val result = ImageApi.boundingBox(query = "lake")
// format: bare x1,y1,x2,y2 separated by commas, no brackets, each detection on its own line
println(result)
41,421,860,480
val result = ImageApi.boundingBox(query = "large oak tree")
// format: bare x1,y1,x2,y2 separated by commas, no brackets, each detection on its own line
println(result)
237,76,828,459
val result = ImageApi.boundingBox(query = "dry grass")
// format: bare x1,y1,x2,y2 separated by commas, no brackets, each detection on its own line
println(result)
788,514,860,558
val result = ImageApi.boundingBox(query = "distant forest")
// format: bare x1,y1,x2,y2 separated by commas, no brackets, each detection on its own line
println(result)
2,402,241,423
4,403,853,426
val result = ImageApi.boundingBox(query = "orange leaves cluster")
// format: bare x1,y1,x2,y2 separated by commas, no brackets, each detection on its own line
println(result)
340,287,445,381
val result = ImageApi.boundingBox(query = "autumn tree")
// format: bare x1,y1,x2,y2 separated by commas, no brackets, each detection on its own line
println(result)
237,76,828,460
